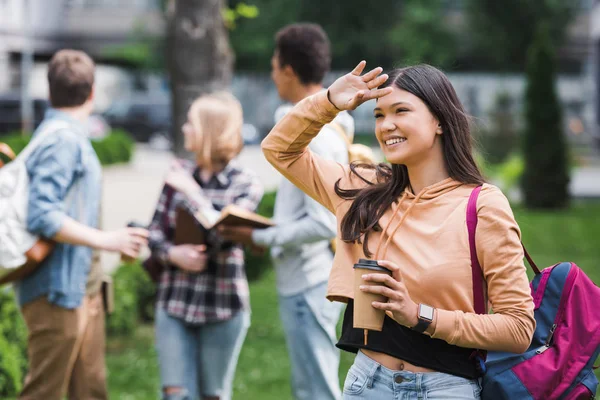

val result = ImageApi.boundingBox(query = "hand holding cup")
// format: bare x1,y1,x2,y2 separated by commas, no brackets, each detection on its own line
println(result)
359,259,419,329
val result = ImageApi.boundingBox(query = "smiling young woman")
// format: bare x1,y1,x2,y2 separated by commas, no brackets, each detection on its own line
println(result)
261,61,535,400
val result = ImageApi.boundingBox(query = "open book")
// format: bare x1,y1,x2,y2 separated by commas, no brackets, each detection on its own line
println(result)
194,204,274,230
175,205,274,245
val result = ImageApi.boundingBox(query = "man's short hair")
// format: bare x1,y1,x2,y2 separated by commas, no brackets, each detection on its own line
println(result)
275,23,331,85
47,49,95,108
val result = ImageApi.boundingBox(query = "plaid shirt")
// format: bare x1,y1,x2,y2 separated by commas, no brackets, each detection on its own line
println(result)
148,159,263,325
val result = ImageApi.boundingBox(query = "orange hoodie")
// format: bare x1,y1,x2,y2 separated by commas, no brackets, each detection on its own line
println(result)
262,91,535,354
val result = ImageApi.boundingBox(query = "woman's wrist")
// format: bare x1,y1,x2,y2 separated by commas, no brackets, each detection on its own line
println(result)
166,245,176,264
326,89,342,111
424,309,438,336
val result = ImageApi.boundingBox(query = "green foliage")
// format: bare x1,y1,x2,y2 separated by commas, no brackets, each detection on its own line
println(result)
0,334,22,398
91,130,135,166
476,92,520,165
223,2,259,30
107,261,155,337
0,289,28,397
256,191,276,222
102,22,165,71
521,24,569,209
1,130,134,166
387,0,457,68
478,152,525,196
145,0,580,73
464,0,576,71
229,0,402,71
0,133,30,156
104,43,154,68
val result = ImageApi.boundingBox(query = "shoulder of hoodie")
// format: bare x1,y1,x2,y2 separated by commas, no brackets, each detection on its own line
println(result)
476,183,515,217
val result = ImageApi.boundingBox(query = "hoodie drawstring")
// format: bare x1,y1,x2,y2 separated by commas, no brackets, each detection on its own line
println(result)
373,193,406,260
374,190,426,261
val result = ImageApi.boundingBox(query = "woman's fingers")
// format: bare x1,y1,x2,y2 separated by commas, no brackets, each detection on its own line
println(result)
350,60,367,76
193,245,206,252
367,73,389,90
186,254,207,272
361,67,384,83
127,227,149,238
359,283,401,300
362,273,402,289
132,236,148,247
361,87,393,102
376,258,404,282
371,301,396,311
349,86,392,109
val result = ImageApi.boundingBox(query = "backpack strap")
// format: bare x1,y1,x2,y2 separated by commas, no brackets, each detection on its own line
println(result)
467,186,487,315
328,121,353,145
467,185,542,315
14,120,70,163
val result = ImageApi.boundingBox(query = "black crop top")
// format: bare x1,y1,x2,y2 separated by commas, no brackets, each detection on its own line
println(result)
336,300,480,379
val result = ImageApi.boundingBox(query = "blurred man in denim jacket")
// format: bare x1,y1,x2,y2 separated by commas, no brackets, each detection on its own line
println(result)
16,49,148,400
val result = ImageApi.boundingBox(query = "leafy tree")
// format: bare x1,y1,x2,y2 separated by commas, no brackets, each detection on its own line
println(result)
229,0,402,71
464,0,577,72
386,0,457,69
521,24,569,209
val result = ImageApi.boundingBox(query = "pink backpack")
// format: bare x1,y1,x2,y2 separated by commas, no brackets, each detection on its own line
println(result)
467,186,600,400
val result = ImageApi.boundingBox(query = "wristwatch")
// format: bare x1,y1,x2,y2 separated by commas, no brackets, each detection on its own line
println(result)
412,304,435,333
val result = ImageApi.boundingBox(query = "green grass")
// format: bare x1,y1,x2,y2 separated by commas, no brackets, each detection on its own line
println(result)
106,201,600,398
514,201,600,283
106,325,159,399
106,270,355,400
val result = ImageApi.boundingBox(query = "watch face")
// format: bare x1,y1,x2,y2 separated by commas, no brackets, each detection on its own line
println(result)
420,304,434,321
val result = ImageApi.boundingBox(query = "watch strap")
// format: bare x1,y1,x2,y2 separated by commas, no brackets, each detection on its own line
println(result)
412,304,433,333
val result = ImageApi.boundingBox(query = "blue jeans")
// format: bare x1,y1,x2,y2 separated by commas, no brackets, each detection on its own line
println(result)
155,307,250,400
343,351,482,400
279,281,344,400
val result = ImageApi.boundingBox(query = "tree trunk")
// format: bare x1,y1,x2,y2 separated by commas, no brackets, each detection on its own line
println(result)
166,0,233,157
521,24,570,209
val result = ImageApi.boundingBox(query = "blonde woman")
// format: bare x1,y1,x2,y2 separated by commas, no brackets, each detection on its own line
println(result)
148,92,263,400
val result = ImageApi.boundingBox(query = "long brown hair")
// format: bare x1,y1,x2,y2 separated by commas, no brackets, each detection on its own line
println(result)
334,65,485,257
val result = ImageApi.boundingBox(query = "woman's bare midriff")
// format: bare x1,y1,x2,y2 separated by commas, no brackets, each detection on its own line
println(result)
361,349,437,373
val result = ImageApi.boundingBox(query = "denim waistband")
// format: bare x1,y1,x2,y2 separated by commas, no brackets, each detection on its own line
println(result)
353,350,481,391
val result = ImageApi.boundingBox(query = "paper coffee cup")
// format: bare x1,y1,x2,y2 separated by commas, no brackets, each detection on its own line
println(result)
353,259,392,331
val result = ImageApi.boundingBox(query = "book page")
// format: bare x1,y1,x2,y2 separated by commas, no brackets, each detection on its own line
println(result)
195,202,222,228
216,205,274,229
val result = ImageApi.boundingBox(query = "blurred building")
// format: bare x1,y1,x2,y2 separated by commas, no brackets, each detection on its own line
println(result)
0,0,164,93
0,0,598,151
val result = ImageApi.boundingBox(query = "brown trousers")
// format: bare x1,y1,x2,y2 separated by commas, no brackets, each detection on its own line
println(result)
19,293,108,400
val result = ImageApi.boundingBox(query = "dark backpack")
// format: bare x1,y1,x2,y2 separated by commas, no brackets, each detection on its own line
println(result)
467,185,600,400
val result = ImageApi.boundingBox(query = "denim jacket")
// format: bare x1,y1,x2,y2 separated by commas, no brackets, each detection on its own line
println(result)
15,109,102,309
